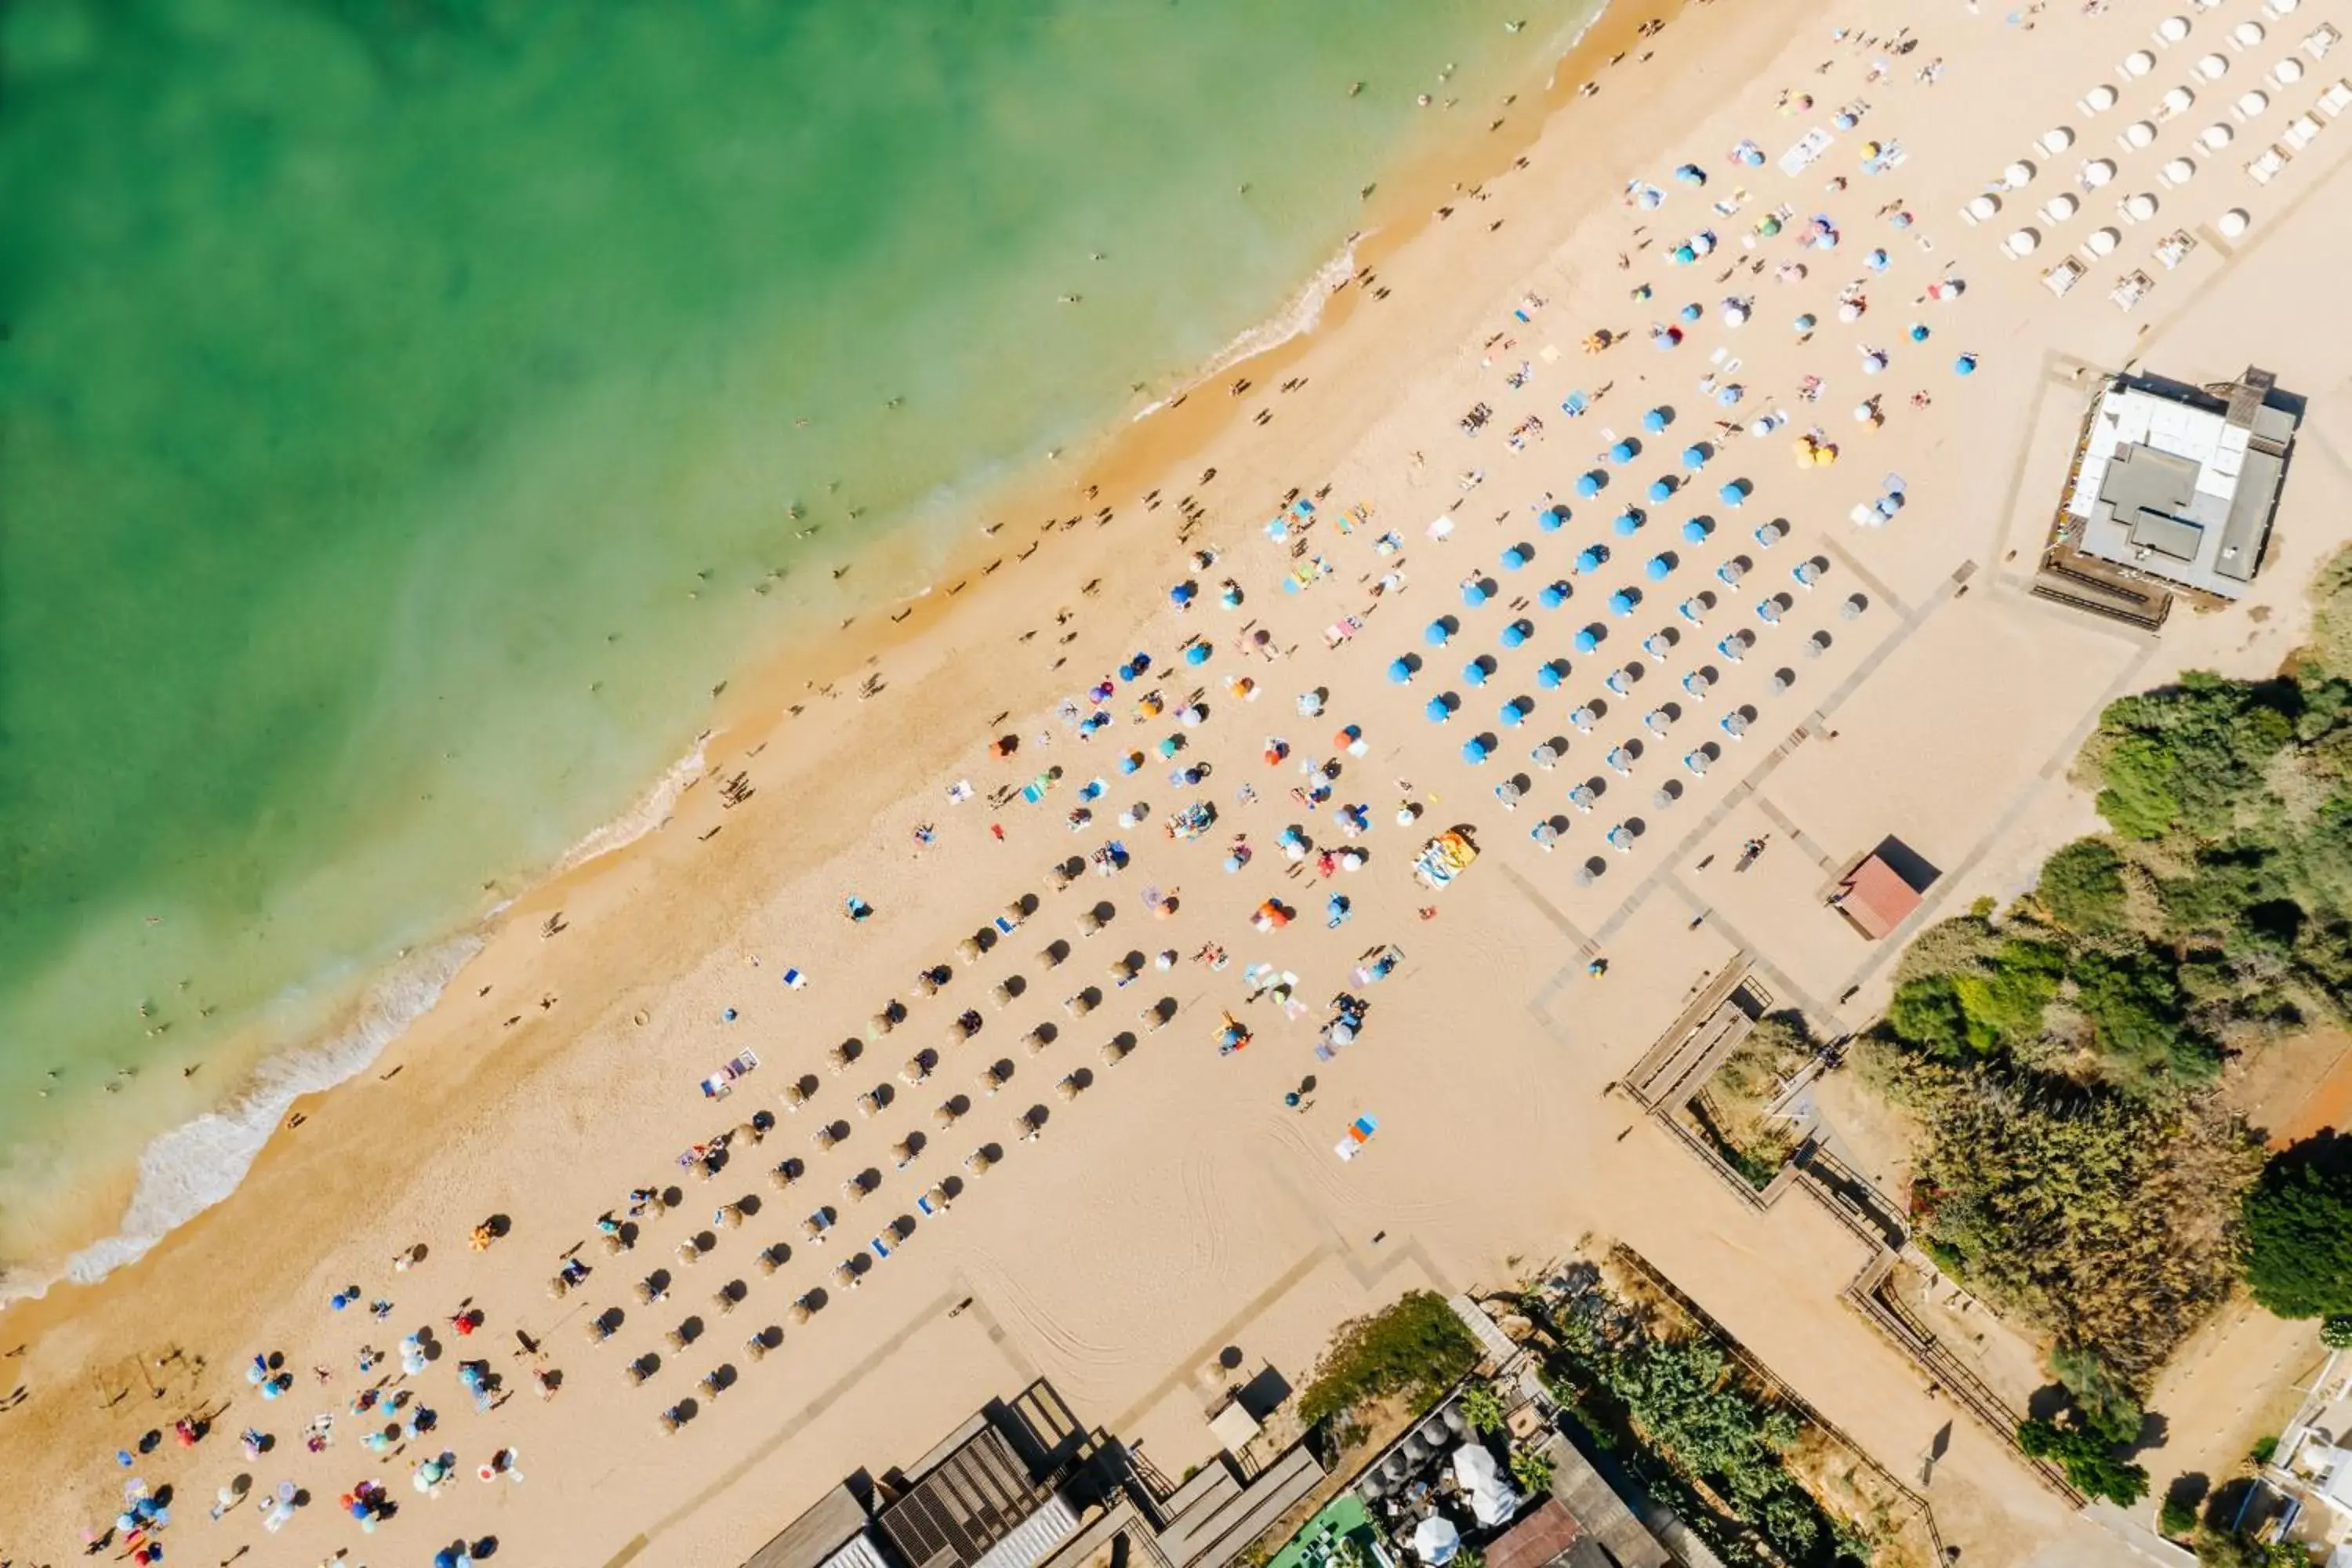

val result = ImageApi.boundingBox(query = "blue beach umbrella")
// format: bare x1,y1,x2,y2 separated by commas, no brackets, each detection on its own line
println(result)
1682,444,1710,470
1647,477,1675,503
1169,582,1196,606
1671,244,1697,265
1678,302,1701,324
1426,695,1456,723
1388,657,1416,684
1573,626,1602,654
1955,353,1980,376
1537,659,1569,688
1463,659,1490,687
1539,506,1568,532
1574,470,1603,498
1500,545,1530,570
1500,619,1532,649
1719,479,1751,506
1185,642,1210,666
1500,698,1531,727
1646,554,1676,581
1908,322,1930,343
1538,580,1570,609
1563,388,1590,416
1681,517,1712,543
1573,546,1604,575
1462,579,1490,608
1425,619,1454,646
1608,440,1636,465
1865,248,1890,271
1608,589,1640,617
1613,509,1645,537
1674,162,1707,184
1642,407,1671,433
1462,737,1492,764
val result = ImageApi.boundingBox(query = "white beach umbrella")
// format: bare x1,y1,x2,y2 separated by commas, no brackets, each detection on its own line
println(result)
1965,193,2003,220
2232,20,2267,48
2234,89,2270,118
2081,158,2118,187
2270,56,2306,85
2041,191,2081,222
2081,83,2121,113
2038,125,2077,155
2004,227,2043,256
2085,227,2122,256
2161,86,2196,115
2160,156,2198,184
2003,159,2038,187
2156,15,2192,43
2120,120,2158,148
2122,49,2158,77
2269,0,2301,13
2122,191,2160,222
2199,122,2235,149
2216,208,2251,238
2194,52,2230,79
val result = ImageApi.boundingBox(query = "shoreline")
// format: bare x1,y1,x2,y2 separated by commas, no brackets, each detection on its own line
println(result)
0,0,1652,1308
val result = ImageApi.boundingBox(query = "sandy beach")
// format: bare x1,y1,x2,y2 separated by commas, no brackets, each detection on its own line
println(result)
13,0,2352,1561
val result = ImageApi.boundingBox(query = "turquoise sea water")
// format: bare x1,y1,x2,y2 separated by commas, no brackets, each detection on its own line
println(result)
0,0,1566,1284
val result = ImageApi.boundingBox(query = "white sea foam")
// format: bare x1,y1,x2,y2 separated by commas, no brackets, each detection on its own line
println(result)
17,935,485,1300
1196,236,1363,384
554,735,709,874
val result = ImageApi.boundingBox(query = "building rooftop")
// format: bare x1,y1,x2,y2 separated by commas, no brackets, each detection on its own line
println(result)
880,1425,1069,1568
2063,369,2298,601
1832,854,1924,941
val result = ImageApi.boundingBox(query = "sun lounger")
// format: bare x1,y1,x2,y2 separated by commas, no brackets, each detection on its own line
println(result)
2110,270,2156,310
2317,78,2352,115
2246,145,2289,180
2043,258,2087,296
2153,230,2198,269
1334,1114,1380,1160
699,1048,760,1100
2305,23,2342,57
2282,112,2323,147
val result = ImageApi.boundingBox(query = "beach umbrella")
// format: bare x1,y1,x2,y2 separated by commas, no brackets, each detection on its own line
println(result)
1573,546,1604,575
1860,350,1889,376
1653,325,1683,350
1641,407,1670,433
1647,477,1675,503
1569,705,1598,731
1538,580,1570,609
1907,322,1930,343
1501,544,1530,570
1756,212,1784,237
1722,299,1751,328
2123,191,2158,222
1168,582,1196,607
1636,184,1665,210
1531,742,1560,768
1537,659,1568,688
1607,590,1639,617
1606,826,1635,852
1606,746,1635,775
1425,695,1454,723
2201,122,2236,151
1425,619,1453,646
1388,658,1415,684
2218,207,2250,238
1462,659,1489,687
1955,353,1980,376
1500,619,1532,648
1674,162,1707,184
1684,669,1712,697
1794,312,1818,336
1461,738,1491,764
1608,440,1636,465
1682,445,1709,471
1573,470,1604,498
1671,244,1697,265
1500,698,1531,727
1185,643,1211,668
1679,597,1708,624
1716,384,1744,407
1739,143,1766,166
1461,579,1490,608
1677,302,1701,324
1864,248,1890,271
1572,627,1600,655
1539,505,1568,532
1613,509,1645,536
1568,784,1598,812
1692,229,1717,255
1531,822,1559,848
1681,519,1711,544
1837,299,1864,325
1646,554,1675,582
1793,561,1824,588
1719,479,1751,506
1756,598,1783,624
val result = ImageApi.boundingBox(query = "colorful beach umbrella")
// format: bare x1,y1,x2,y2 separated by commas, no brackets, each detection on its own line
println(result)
1642,407,1670,433
1539,581,1570,609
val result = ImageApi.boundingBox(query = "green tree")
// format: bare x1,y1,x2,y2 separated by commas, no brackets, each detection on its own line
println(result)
1460,1383,1506,1435
2308,543,2352,678
1297,1290,1480,1428
2040,838,2129,932
2018,1417,2150,1505
2159,1496,2198,1539
1510,1446,1555,1494
2242,1138,2352,1319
